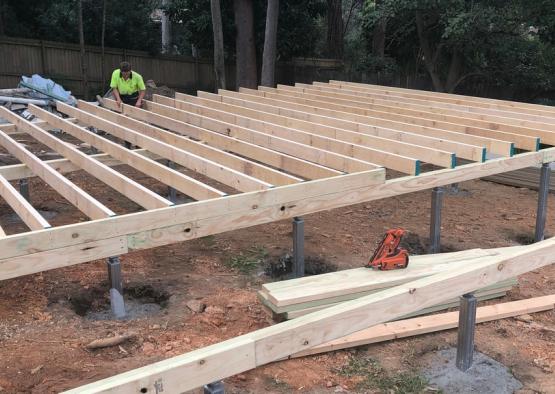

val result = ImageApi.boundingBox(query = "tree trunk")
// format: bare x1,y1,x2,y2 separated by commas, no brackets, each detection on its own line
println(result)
77,0,89,99
234,0,257,89
0,0,5,36
210,0,227,90
326,0,343,59
161,0,171,53
371,0,386,58
415,10,444,92
261,0,279,87
445,49,463,93
101,0,107,90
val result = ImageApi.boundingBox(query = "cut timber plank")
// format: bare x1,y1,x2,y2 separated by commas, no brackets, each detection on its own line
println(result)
18,106,172,210
43,105,224,201
151,95,379,174
0,118,77,134
0,237,127,281
243,88,486,162
182,92,427,172
321,82,555,122
0,173,50,230
216,89,456,168
291,294,555,358
266,86,514,156
0,149,552,264
288,84,539,151
100,98,340,180
0,149,155,181
328,81,555,119
305,83,555,145
0,117,115,220
283,289,511,320
263,248,516,308
63,102,273,193
260,278,515,318
62,238,555,393
174,93,419,174
82,101,302,186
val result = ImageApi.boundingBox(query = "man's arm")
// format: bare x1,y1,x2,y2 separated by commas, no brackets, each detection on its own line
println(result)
109,70,122,108
135,74,146,107
136,89,146,107
112,88,122,108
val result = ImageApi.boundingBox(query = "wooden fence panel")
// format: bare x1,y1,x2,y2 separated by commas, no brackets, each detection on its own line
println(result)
0,36,344,97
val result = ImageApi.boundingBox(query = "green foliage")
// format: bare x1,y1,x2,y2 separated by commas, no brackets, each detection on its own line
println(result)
360,0,555,97
225,245,268,274
1,0,161,53
165,0,327,60
337,355,432,393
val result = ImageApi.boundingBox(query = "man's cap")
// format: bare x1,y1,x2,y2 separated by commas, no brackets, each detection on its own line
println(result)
120,61,131,72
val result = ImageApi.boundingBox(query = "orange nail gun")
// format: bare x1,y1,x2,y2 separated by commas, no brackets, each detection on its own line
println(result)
367,228,409,270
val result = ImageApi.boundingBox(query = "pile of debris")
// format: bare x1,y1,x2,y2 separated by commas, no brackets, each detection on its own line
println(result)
0,74,76,114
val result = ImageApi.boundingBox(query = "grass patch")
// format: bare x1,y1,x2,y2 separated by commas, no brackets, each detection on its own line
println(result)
265,377,294,393
337,355,433,393
225,245,269,274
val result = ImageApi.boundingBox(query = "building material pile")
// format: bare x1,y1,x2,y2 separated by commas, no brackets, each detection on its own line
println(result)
259,248,519,320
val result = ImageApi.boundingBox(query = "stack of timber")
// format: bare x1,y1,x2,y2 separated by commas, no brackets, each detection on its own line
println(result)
483,165,555,192
260,248,520,320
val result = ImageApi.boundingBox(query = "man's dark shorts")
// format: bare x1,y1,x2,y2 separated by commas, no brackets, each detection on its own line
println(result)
120,93,139,105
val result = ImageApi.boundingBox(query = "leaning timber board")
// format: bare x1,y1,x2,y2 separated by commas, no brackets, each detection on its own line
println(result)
291,294,555,358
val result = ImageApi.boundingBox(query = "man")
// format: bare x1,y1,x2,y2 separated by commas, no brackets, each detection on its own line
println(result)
110,61,146,107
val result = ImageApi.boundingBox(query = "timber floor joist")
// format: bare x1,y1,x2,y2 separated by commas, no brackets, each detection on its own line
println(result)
0,81,554,283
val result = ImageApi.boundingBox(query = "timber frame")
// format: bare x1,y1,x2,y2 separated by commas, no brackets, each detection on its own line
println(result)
0,81,555,279
0,80,555,391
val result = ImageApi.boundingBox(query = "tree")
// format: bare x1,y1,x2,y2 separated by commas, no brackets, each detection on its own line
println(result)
161,0,171,53
233,0,257,89
361,0,555,97
261,0,279,87
100,0,107,88
371,0,385,58
326,0,343,59
210,0,226,89
77,0,88,99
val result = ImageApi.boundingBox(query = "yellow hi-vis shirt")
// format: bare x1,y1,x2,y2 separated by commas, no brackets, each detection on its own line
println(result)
109,69,146,95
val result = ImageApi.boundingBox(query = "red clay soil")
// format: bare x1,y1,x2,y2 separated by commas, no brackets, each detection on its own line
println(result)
0,150,554,393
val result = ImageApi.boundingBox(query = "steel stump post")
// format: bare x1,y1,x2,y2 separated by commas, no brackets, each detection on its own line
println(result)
167,160,177,203
456,293,477,371
107,256,126,319
535,162,551,242
292,216,305,278
19,178,30,201
204,381,225,394
429,186,444,254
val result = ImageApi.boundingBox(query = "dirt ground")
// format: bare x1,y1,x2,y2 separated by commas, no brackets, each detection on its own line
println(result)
0,137,554,393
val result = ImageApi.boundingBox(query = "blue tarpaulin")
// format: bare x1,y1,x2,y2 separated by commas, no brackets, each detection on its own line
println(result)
19,74,76,106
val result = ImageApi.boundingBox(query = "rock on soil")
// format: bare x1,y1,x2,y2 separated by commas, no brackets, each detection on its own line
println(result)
185,299,206,313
